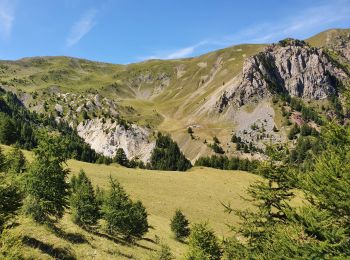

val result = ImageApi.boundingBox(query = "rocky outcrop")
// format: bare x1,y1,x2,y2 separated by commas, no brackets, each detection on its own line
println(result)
216,39,348,112
76,118,155,162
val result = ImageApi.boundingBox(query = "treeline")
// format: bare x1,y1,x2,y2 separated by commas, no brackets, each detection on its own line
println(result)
105,133,192,172
0,88,194,170
0,88,110,164
149,133,192,171
195,155,260,172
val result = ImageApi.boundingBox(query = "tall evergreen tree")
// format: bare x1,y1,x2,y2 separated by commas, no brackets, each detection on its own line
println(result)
0,115,16,145
150,133,191,171
70,170,99,227
23,133,70,223
223,145,294,254
101,176,148,239
170,210,190,240
186,223,222,260
223,124,350,258
0,148,6,172
5,147,26,174
114,148,129,167
0,174,22,232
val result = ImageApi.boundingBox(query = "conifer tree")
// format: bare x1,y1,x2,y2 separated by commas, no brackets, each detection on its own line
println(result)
5,147,26,174
170,209,190,240
150,133,191,171
0,115,16,145
0,175,22,232
101,176,148,239
70,170,99,227
186,223,221,260
23,133,70,223
0,148,6,172
224,124,350,258
223,145,294,251
114,148,129,167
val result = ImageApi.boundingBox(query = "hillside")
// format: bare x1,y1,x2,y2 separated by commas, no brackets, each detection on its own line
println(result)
1,27,350,259
0,145,259,259
0,28,349,163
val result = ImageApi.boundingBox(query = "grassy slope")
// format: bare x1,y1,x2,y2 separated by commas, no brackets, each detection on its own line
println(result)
0,28,348,162
1,145,259,259
0,44,267,161
306,28,350,47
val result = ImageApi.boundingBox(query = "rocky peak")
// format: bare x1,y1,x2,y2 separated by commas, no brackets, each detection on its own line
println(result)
216,39,348,112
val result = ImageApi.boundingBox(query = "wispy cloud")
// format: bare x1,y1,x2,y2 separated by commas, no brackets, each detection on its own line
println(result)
139,41,209,60
140,0,350,61
217,0,350,45
66,8,97,47
0,0,15,39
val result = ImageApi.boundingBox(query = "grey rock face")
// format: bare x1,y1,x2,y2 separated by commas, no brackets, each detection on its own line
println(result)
217,40,348,111
77,118,155,162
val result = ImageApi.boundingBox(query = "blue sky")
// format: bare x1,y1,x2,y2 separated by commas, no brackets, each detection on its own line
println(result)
0,0,349,64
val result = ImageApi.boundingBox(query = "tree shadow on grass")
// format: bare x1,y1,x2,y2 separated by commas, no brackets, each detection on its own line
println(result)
82,226,156,252
47,223,88,244
22,236,76,260
81,226,129,246
142,237,157,244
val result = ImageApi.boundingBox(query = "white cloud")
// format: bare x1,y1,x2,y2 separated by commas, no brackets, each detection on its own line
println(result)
66,8,97,47
0,0,15,39
140,41,208,60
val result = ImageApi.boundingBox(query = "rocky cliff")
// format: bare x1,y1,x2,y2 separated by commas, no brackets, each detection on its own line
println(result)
77,118,155,162
216,39,349,112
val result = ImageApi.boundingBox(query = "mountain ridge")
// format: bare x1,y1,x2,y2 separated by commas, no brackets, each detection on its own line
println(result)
0,28,349,162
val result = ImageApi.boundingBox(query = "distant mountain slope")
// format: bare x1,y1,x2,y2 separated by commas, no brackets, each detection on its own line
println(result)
0,28,349,162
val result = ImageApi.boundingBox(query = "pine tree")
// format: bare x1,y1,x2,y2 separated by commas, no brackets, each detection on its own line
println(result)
170,209,190,240
223,124,350,258
0,175,22,232
23,133,70,223
114,148,129,167
223,145,294,252
186,223,222,260
70,170,99,227
0,115,16,145
150,133,191,171
0,148,6,172
5,147,26,174
231,134,238,143
101,176,148,239
187,127,194,134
